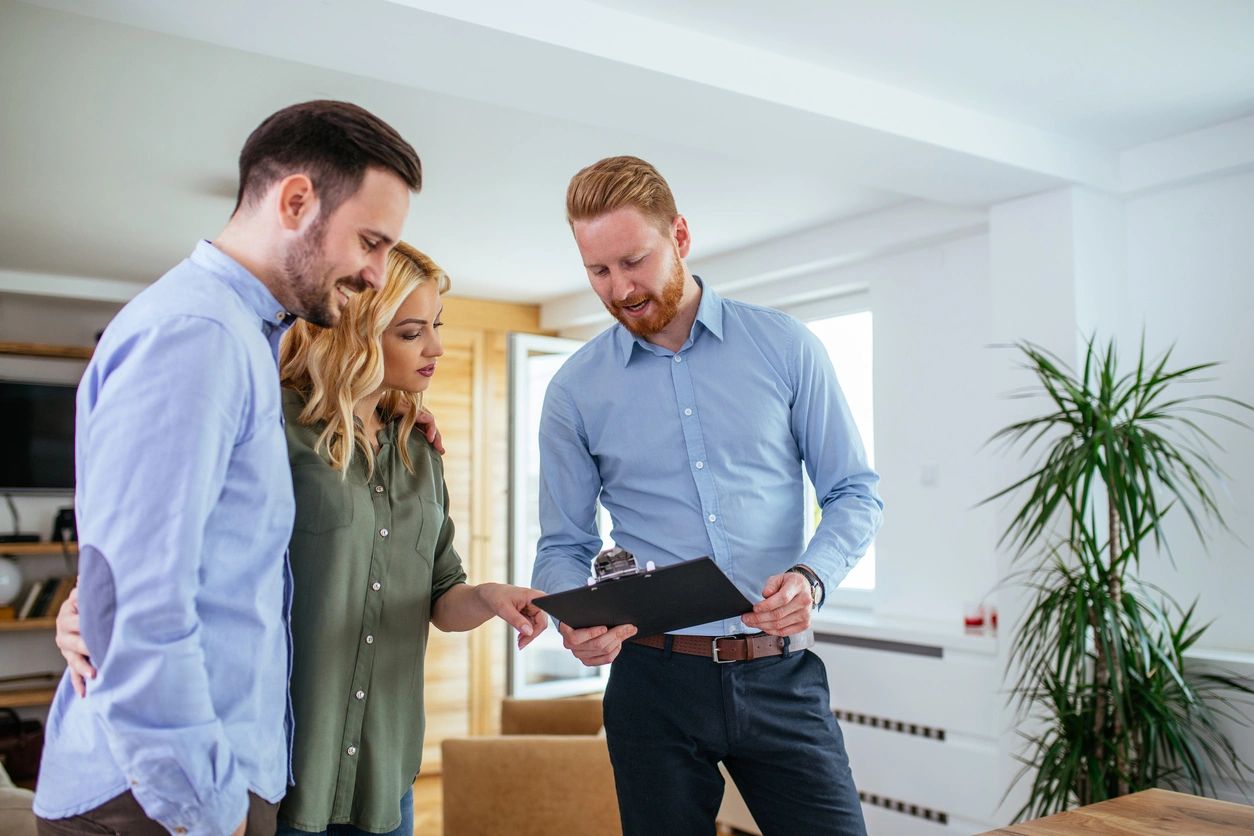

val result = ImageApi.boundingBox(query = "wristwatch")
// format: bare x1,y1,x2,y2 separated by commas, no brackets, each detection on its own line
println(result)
788,564,824,610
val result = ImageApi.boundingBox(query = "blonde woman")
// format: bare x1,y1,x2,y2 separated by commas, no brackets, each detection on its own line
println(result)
274,241,546,836
57,243,548,836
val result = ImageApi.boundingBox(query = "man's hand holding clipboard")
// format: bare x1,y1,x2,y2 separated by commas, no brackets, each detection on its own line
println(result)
532,549,754,666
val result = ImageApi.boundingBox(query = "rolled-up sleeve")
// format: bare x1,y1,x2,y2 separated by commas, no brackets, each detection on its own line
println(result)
77,315,250,836
430,476,469,602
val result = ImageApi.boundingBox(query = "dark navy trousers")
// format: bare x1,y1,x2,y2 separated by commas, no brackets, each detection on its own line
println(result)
603,639,867,836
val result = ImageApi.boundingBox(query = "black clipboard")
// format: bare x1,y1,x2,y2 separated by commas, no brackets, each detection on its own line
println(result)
533,556,753,637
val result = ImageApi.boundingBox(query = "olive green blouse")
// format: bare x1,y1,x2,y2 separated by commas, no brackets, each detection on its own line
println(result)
277,389,467,833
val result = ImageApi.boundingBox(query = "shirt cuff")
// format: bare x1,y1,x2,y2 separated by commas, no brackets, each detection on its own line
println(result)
132,775,249,836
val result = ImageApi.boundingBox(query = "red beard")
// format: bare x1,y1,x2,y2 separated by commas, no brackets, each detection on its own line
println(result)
608,253,685,338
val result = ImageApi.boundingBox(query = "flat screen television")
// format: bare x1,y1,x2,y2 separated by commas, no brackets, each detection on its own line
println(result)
0,379,76,493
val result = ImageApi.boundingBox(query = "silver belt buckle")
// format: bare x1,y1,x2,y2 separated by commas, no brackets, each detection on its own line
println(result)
711,634,740,664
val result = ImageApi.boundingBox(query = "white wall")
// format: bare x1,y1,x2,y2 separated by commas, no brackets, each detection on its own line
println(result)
867,234,1002,624
798,172,1254,654
872,172,1254,812
1121,169,1254,653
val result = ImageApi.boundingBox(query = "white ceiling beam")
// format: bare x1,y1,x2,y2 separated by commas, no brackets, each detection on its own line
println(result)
0,269,145,303
385,0,1116,190
694,201,985,293
28,0,1115,205
540,201,986,331
1119,113,1254,195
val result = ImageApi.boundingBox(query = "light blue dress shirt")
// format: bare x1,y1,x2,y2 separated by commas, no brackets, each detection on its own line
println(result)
35,241,297,836
532,279,883,636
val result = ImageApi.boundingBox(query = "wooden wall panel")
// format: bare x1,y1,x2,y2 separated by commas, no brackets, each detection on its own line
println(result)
420,333,474,771
413,298,547,772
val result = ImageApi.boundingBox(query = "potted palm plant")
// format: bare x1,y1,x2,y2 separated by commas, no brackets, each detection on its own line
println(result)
985,335,1253,820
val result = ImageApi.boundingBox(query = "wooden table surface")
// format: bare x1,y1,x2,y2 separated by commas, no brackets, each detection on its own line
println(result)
981,788,1254,834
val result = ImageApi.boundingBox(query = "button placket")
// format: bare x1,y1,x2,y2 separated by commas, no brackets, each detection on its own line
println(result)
669,349,732,569
339,452,394,801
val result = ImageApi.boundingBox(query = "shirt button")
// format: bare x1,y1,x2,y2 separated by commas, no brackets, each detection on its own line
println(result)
347,745,357,756
174,829,187,835
365,634,375,644
695,461,704,470
708,514,717,523
684,408,693,416
673,355,682,364
275,311,286,322
379,528,389,537
372,581,382,591
355,689,366,700
375,485,384,493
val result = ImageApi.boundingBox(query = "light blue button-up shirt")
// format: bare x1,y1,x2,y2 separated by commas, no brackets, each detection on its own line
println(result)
35,241,297,835
532,279,882,636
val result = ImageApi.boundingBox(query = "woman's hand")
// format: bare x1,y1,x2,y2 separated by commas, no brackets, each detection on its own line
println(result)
55,586,97,697
475,583,549,649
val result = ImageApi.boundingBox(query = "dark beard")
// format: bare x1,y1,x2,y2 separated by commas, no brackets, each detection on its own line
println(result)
609,252,685,338
281,218,361,328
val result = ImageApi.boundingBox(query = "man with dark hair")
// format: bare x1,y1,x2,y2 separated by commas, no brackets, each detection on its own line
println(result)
233,100,422,218
534,156,882,834
34,100,421,836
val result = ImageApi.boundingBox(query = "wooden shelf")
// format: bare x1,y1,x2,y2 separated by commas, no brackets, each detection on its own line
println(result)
0,617,57,632
0,686,57,708
0,341,92,360
0,542,77,557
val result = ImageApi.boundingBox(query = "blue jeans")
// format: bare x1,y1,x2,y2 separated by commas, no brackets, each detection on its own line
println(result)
275,787,413,836
603,640,867,836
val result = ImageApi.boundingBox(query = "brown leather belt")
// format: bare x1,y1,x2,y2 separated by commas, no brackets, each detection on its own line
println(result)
629,630,814,663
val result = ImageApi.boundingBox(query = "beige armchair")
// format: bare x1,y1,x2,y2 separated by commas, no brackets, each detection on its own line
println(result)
441,697,762,836
441,697,620,836
0,762,37,836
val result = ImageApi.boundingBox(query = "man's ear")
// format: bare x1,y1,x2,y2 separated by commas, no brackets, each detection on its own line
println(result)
673,214,691,259
275,173,318,232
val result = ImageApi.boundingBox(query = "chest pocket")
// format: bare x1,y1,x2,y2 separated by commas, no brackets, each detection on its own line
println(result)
415,499,443,563
388,495,442,565
291,463,356,534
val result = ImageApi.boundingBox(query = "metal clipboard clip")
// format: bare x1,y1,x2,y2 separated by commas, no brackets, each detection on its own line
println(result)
587,546,656,586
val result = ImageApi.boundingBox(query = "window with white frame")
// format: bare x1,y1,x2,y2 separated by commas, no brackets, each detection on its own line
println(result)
799,306,875,596
507,333,613,697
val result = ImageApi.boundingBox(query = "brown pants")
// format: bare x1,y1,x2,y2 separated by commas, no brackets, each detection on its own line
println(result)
36,790,278,836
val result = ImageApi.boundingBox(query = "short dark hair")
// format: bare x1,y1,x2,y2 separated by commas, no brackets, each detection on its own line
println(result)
234,100,422,216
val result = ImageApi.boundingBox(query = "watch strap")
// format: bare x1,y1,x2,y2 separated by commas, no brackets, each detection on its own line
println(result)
788,564,824,609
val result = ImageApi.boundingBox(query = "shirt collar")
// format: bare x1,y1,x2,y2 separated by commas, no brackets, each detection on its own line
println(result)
191,240,296,332
614,275,724,367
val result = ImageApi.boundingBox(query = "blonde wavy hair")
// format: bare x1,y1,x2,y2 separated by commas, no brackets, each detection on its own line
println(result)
279,241,451,479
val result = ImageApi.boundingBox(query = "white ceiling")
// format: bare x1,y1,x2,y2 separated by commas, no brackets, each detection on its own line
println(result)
589,0,1254,149
1,0,1251,304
